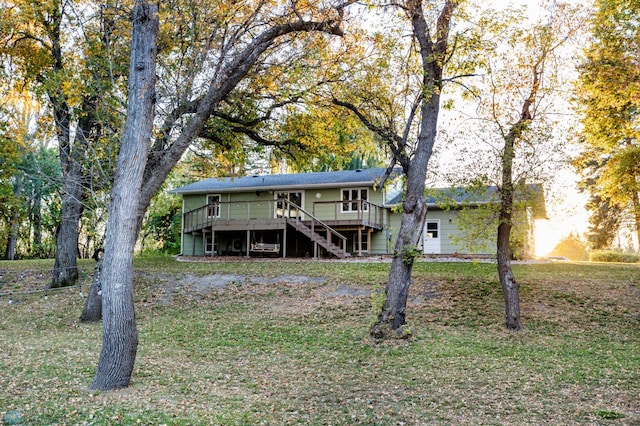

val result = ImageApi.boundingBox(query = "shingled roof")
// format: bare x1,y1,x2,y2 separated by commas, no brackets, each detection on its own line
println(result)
386,185,547,219
170,168,546,219
169,167,390,194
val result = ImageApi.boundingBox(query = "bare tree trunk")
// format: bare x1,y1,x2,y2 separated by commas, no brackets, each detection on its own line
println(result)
47,8,100,288
51,97,101,288
497,210,522,330
91,0,158,391
46,0,79,287
496,111,524,330
51,177,83,287
4,225,17,260
80,257,103,322
371,198,427,337
4,222,18,260
32,191,43,252
369,0,455,339
495,73,537,331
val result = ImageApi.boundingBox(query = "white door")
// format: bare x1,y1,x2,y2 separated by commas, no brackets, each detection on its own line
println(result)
423,220,441,254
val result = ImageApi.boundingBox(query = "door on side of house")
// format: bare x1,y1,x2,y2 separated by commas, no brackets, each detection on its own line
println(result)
423,219,441,254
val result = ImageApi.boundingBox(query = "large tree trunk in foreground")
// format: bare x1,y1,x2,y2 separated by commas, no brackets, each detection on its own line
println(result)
91,0,158,391
371,196,427,338
369,0,455,339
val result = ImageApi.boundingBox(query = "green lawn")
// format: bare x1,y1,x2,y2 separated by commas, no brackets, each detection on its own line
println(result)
1,256,638,425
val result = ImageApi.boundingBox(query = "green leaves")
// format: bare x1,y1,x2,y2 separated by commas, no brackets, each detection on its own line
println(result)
575,0,640,247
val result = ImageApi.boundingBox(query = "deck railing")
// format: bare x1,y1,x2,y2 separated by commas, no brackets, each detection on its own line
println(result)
183,199,384,234
312,199,385,229
182,199,281,232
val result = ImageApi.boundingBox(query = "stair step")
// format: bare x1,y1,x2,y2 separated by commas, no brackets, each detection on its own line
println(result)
286,218,348,258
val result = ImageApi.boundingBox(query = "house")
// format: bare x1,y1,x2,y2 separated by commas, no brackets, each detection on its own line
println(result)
169,167,546,258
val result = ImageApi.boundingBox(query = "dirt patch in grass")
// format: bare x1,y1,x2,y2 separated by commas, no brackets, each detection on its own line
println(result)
141,271,327,305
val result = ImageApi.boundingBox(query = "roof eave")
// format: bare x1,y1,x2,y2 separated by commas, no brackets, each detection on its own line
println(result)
169,179,382,195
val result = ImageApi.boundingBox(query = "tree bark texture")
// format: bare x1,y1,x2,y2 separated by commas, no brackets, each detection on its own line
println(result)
51,98,101,287
370,0,455,338
497,113,524,331
497,218,522,330
32,191,43,250
80,259,103,323
47,2,79,287
51,176,83,287
91,0,158,391
372,200,427,337
498,115,521,329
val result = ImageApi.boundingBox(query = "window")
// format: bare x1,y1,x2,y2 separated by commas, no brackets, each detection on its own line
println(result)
204,234,218,254
207,194,220,218
341,188,368,212
275,192,303,218
426,221,438,238
354,232,369,253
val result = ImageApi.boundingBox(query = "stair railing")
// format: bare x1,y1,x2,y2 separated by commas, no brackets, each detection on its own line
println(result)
279,198,347,255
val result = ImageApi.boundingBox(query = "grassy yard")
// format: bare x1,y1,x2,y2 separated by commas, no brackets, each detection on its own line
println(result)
0,256,638,425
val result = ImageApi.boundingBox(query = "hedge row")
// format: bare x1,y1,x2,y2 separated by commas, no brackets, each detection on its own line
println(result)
590,251,640,263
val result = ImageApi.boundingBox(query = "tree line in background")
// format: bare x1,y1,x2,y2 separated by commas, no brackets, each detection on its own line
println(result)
0,0,638,389
575,0,640,251
0,0,379,266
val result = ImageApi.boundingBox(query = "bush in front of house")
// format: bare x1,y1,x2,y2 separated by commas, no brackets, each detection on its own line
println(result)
590,250,640,263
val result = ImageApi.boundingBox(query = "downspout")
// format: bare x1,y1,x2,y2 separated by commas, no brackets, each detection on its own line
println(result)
180,196,185,256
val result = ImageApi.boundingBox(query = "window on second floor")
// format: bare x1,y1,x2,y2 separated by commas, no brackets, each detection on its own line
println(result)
341,188,368,213
207,194,221,218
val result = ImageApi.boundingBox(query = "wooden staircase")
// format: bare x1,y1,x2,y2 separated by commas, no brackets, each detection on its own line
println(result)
286,217,350,259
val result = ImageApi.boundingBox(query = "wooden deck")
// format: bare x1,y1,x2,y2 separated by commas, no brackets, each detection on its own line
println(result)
183,199,384,235
182,199,385,259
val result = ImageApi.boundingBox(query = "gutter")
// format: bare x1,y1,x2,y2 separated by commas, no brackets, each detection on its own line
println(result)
168,180,384,195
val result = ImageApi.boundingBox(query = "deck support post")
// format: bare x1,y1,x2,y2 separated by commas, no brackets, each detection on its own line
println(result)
283,227,287,258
